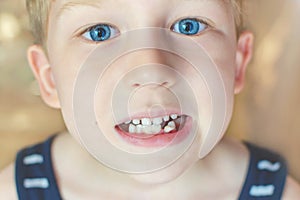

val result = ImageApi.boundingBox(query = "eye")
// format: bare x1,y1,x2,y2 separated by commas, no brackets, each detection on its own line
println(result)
172,18,208,36
82,24,119,42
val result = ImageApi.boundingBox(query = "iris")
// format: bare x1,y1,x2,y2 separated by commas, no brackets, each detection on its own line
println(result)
173,18,207,35
89,24,111,42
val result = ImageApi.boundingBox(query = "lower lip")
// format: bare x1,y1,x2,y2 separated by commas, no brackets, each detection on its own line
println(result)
114,117,192,147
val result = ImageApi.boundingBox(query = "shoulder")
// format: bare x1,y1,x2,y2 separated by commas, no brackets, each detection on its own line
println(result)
282,176,300,199
0,163,18,200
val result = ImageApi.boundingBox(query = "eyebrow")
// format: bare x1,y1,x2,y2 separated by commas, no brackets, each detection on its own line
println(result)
56,0,103,19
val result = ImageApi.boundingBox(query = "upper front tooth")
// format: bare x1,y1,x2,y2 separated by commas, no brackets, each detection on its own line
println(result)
170,114,178,120
129,124,136,133
132,119,140,125
141,118,152,126
153,117,163,125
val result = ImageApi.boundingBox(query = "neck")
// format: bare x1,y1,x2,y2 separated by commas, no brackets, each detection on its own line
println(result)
51,132,249,199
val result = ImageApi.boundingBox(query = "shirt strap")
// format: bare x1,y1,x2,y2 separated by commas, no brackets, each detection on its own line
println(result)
15,135,62,200
238,142,287,200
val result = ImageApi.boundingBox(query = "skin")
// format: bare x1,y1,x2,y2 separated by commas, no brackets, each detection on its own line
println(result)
0,0,300,199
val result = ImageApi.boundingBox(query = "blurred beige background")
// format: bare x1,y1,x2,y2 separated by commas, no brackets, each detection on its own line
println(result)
0,0,299,182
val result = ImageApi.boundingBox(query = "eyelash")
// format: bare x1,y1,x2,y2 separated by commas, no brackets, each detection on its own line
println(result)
80,18,210,43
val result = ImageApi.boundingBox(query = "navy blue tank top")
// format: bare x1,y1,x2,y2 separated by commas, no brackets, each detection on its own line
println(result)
15,136,287,200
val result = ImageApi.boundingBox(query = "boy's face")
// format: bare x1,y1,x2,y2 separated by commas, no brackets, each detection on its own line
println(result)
28,0,253,183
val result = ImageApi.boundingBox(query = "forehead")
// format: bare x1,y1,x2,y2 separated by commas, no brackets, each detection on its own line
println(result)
54,0,229,10
52,0,231,20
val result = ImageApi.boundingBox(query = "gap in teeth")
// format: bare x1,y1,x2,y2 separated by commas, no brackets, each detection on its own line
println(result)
122,114,184,134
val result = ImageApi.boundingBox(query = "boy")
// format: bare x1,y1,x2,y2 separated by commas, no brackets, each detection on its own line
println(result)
1,0,300,199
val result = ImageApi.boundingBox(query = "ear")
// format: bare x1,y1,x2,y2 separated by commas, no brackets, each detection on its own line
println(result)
27,45,61,109
234,31,254,94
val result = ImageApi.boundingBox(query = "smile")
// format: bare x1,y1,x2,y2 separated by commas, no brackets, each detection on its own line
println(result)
114,113,192,147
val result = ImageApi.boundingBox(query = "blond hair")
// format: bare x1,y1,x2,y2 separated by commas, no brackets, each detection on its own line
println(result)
26,0,244,46
231,0,244,34
26,0,51,46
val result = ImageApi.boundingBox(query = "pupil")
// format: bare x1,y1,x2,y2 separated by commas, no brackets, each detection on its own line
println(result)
97,28,106,38
184,22,193,32
90,25,111,41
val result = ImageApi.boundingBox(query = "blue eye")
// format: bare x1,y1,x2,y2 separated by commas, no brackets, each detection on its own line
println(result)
172,18,208,35
82,24,118,42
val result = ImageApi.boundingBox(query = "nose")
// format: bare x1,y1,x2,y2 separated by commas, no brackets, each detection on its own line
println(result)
125,50,178,89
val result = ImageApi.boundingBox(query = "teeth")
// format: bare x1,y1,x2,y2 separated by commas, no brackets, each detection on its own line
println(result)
163,121,176,133
141,118,152,126
136,125,143,134
132,119,140,125
152,117,163,125
170,114,178,120
164,126,175,133
129,124,136,133
124,114,182,134
130,124,162,134
152,125,162,134
143,125,152,134
163,115,170,121
167,121,176,128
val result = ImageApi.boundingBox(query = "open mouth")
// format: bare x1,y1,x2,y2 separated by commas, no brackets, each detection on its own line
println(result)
115,114,191,147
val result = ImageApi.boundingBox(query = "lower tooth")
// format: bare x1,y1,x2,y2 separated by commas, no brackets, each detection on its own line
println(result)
152,125,162,134
136,125,143,134
129,124,136,133
143,125,152,134
164,126,175,133
167,121,176,128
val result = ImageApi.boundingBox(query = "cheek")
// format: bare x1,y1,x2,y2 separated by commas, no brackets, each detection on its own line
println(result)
47,38,96,108
48,54,77,105
195,33,237,92
47,45,99,141
191,33,237,156
202,35,237,122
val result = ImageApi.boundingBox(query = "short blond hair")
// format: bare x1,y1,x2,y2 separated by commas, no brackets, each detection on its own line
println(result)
26,0,244,46
26,0,51,46
231,0,244,34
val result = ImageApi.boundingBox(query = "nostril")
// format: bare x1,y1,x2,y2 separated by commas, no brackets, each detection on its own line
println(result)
161,82,169,87
132,83,141,87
